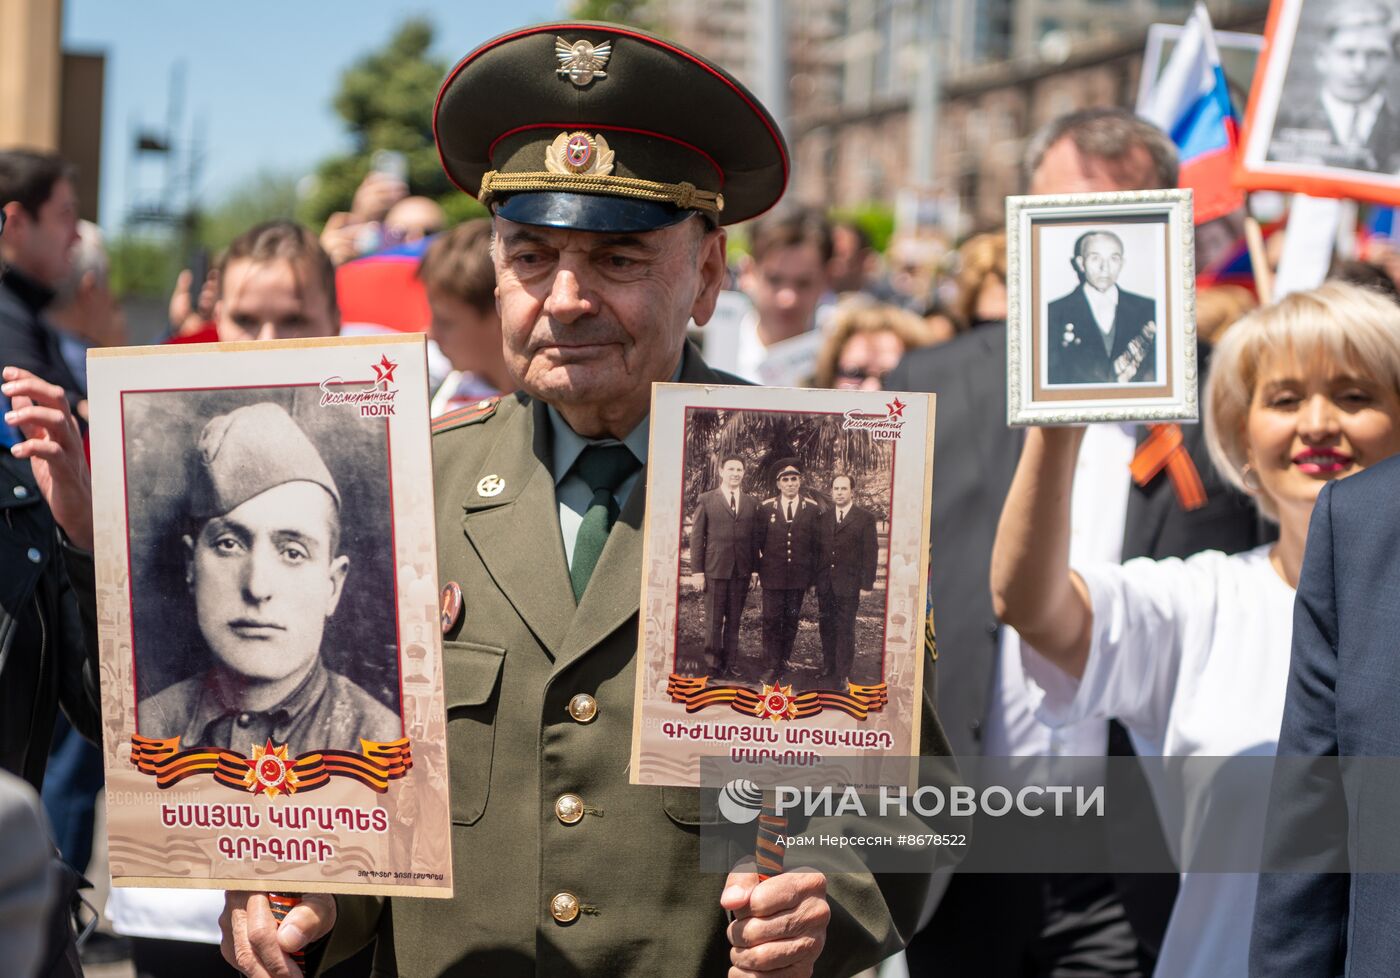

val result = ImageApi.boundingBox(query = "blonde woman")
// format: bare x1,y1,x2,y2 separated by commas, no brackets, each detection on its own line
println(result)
812,300,933,390
989,281,1400,978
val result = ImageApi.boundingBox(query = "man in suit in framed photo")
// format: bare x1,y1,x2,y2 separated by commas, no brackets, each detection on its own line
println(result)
1268,0,1400,174
688,454,760,678
755,458,821,684
815,473,879,688
1046,229,1158,386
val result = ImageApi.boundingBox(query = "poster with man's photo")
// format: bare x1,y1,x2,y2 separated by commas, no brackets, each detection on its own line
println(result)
630,384,935,787
1238,0,1400,203
1005,189,1198,425
87,334,452,897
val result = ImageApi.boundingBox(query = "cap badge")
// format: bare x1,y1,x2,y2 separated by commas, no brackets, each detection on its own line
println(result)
555,37,612,88
547,131,616,177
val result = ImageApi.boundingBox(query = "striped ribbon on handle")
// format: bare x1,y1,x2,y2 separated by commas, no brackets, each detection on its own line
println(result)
267,893,306,971
756,790,787,881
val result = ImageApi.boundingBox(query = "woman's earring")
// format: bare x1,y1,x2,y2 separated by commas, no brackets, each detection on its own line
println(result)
1240,463,1262,492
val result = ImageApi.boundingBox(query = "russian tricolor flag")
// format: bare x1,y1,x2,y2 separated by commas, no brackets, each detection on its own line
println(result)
1142,2,1243,224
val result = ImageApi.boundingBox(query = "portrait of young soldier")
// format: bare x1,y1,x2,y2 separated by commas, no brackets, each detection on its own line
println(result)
755,457,822,683
1046,229,1158,386
1268,0,1400,173
687,454,761,678
815,473,879,687
137,401,400,754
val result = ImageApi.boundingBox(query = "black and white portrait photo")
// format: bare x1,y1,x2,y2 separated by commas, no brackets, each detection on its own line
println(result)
1240,0,1400,203
1044,227,1162,387
1267,0,1400,174
1006,190,1196,425
676,409,891,692
125,386,402,754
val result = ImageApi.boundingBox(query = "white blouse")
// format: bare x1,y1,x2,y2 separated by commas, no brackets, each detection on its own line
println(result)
1021,544,1295,978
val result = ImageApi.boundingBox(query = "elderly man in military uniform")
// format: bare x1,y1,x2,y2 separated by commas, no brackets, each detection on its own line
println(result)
815,474,879,689
139,402,400,754
755,458,822,685
222,21,954,978
688,454,760,678
1045,229,1158,386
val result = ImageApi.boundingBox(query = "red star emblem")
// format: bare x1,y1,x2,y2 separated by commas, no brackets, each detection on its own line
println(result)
372,354,398,387
243,740,300,798
754,682,799,722
886,397,906,418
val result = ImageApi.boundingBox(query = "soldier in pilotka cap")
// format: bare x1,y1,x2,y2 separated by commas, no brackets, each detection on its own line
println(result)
139,401,400,755
222,21,955,978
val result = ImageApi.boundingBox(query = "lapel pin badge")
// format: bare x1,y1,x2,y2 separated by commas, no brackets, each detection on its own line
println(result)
477,474,506,497
440,582,464,635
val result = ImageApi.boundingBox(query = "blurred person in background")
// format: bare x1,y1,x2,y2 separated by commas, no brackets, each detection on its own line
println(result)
382,195,445,247
214,220,340,342
812,299,933,390
0,151,82,429
414,219,511,415
952,231,1008,332
0,363,99,978
916,295,961,346
39,224,121,963
46,220,126,394
730,208,832,382
1194,285,1258,347
892,107,1267,978
991,281,1400,977
319,168,410,265
827,219,873,294
0,768,55,978
1329,257,1400,305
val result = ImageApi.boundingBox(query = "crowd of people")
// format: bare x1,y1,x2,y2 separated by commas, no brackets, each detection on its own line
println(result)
4,15,1400,978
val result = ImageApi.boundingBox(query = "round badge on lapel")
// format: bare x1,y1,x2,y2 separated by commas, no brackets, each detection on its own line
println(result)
477,474,506,497
440,582,464,635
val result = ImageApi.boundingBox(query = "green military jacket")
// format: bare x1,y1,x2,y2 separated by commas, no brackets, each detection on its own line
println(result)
321,348,959,977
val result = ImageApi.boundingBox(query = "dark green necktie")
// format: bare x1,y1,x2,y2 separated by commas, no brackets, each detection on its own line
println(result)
570,444,640,600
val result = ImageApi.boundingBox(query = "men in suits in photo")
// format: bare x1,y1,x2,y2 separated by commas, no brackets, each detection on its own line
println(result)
1250,454,1400,977
688,454,760,677
885,107,1270,976
756,458,822,684
1268,0,1400,174
1046,230,1158,386
816,474,879,688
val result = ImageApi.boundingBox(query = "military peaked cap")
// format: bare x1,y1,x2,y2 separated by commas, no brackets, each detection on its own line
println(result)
434,21,789,232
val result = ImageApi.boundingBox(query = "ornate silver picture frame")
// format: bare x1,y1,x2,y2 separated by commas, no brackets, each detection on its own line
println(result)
1006,189,1197,426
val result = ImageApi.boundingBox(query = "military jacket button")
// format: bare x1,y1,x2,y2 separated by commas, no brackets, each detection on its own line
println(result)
568,693,598,723
555,793,585,824
550,891,580,923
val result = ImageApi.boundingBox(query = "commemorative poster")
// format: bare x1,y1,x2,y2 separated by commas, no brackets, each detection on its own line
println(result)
87,334,452,897
630,383,934,788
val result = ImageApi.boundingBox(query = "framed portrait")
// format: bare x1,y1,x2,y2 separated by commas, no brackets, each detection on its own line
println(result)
1005,190,1198,426
630,383,935,788
1237,0,1400,204
87,334,452,897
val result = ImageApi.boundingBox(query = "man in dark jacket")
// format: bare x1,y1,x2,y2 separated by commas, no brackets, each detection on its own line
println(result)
0,151,83,436
755,458,821,684
1,365,99,978
688,454,760,677
815,474,879,688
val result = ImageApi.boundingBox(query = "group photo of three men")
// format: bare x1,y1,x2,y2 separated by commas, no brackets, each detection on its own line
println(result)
687,452,881,690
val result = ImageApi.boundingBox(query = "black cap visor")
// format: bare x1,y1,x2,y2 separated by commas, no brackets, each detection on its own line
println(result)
494,191,695,233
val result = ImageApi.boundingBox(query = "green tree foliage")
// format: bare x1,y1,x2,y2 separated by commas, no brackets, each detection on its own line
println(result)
197,171,300,253
108,235,184,300
567,0,657,28
297,18,453,227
